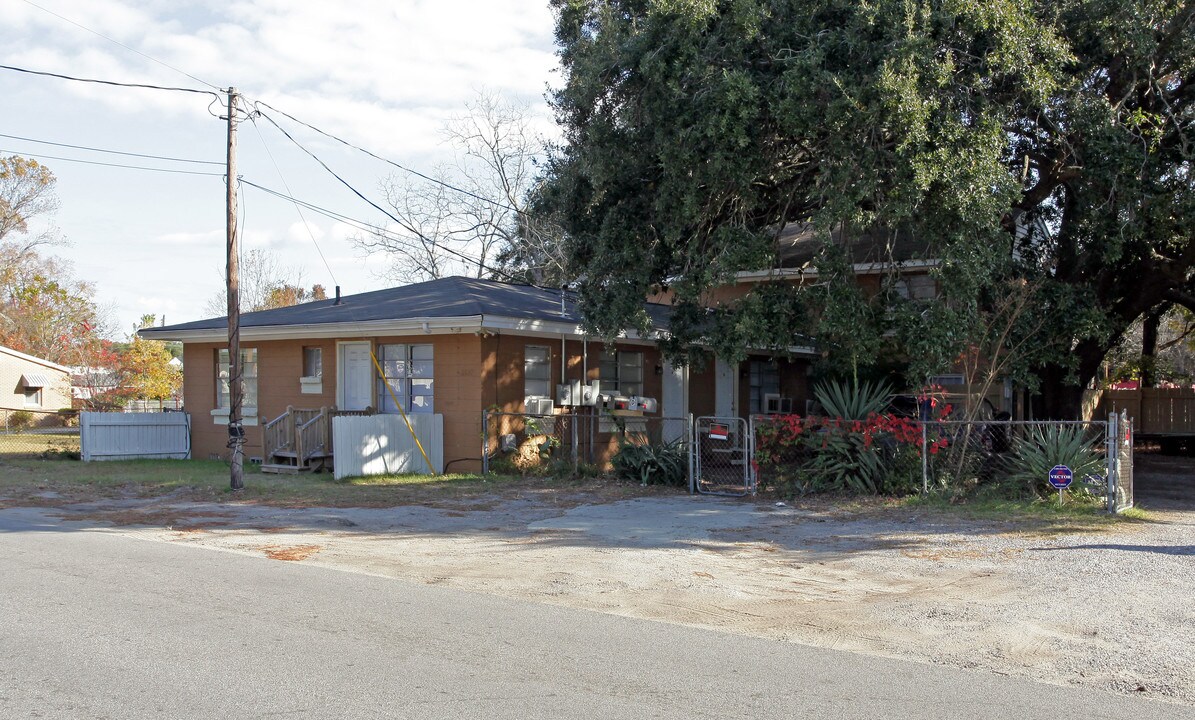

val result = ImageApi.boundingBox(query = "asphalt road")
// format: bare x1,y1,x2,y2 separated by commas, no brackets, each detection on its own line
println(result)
0,509,1189,720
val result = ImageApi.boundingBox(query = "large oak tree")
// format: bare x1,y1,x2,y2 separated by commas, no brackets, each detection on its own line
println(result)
541,0,1194,417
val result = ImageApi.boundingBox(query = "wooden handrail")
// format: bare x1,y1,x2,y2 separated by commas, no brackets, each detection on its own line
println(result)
262,405,295,460
296,409,329,462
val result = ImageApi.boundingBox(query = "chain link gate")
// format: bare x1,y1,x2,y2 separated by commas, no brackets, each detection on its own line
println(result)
692,416,753,496
1108,410,1134,512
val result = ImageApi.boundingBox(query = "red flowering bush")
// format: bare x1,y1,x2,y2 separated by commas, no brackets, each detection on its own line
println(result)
754,411,933,497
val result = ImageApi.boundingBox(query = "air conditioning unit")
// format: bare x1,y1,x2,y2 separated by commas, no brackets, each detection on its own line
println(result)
764,394,793,414
525,396,555,416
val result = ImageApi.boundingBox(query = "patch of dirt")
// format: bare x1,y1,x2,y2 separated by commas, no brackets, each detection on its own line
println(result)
259,544,322,561
56,507,235,529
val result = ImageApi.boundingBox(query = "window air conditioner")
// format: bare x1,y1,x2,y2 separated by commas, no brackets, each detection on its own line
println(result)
525,396,555,416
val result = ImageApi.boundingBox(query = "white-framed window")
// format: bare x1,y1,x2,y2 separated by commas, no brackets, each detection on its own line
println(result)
524,346,552,404
299,346,323,394
302,347,322,378
23,388,42,408
600,349,644,397
216,348,258,409
377,344,434,414
748,360,780,415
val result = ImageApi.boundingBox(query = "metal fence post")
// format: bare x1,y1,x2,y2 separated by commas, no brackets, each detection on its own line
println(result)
1106,411,1118,513
688,413,696,494
571,409,579,471
481,409,489,477
921,420,929,494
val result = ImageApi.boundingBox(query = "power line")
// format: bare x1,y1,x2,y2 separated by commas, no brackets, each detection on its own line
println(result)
19,0,221,91
0,148,224,177
0,63,218,97
241,178,493,272
0,132,223,166
239,178,518,281
250,101,520,213
247,116,341,288
248,110,523,282
251,110,420,235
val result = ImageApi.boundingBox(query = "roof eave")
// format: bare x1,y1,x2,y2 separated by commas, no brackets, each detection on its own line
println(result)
138,314,667,345
735,259,941,283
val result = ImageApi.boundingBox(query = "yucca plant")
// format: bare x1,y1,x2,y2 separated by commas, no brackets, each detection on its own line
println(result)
611,439,687,486
806,432,885,493
812,379,892,420
1003,425,1106,498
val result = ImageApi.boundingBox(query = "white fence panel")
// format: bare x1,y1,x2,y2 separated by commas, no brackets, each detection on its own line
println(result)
81,412,191,461
333,413,444,479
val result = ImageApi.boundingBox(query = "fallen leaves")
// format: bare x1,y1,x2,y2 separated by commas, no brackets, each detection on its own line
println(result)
259,544,322,562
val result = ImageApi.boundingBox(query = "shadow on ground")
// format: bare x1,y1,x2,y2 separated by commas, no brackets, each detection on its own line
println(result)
1134,453,1195,512
0,491,1132,562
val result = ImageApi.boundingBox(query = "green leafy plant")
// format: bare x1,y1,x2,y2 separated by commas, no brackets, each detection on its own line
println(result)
812,380,891,420
611,439,687,486
1003,425,1105,498
7,410,33,432
39,445,81,461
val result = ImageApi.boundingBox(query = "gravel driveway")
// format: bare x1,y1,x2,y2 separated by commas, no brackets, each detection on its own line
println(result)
7,455,1193,707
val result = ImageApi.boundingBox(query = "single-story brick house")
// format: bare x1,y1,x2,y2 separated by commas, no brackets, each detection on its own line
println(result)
142,276,818,472
0,345,72,427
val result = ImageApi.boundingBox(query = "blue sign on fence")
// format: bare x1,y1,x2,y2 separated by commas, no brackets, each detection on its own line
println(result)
1049,465,1074,489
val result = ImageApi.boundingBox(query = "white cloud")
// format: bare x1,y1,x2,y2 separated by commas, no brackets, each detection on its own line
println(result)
287,220,323,243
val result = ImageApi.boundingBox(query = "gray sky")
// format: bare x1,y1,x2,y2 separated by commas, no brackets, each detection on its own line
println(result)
0,0,559,336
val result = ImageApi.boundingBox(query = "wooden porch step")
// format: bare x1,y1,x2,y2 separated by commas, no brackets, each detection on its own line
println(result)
261,463,302,474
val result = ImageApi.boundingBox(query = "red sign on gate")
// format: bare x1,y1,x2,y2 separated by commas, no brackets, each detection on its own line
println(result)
709,423,729,441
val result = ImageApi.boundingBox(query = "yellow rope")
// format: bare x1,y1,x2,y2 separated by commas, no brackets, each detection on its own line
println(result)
370,350,436,476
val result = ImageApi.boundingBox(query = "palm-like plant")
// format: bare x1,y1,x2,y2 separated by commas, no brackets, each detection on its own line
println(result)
812,379,892,420
1003,424,1105,497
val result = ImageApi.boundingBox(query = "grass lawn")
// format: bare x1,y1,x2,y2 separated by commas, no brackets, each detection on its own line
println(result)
0,430,80,459
897,487,1150,533
0,457,682,509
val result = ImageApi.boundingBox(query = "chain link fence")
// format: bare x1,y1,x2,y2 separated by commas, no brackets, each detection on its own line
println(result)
752,413,1133,511
924,419,1111,497
483,410,691,485
0,408,81,458
481,408,1134,512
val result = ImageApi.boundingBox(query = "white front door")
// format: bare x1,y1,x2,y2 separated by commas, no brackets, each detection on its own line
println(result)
337,342,373,411
661,359,688,443
714,357,735,418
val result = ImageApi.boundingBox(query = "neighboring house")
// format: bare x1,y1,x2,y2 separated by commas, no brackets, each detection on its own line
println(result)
142,276,805,471
70,366,122,405
0,345,72,427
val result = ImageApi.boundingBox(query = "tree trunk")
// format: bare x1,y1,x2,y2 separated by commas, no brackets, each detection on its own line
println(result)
1032,338,1109,419
1140,304,1167,388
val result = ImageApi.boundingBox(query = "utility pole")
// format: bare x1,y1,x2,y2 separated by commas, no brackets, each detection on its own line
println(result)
225,86,244,491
